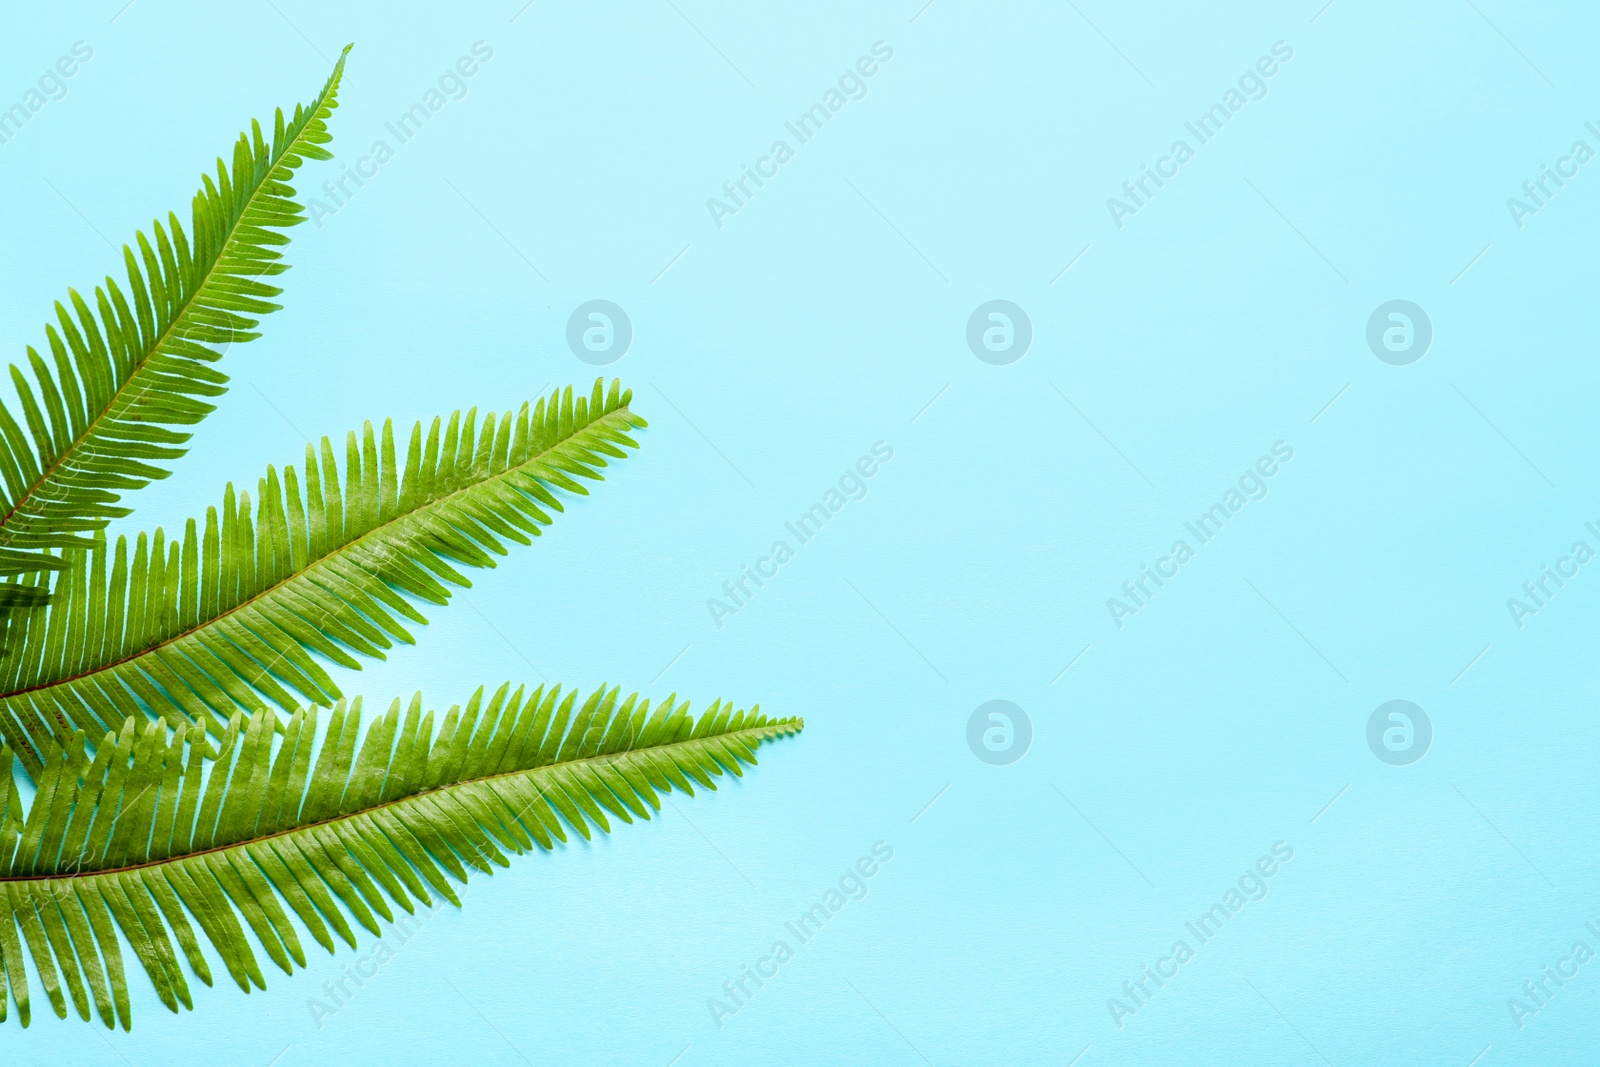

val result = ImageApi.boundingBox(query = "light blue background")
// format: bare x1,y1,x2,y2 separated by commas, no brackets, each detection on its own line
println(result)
2,1,1599,1064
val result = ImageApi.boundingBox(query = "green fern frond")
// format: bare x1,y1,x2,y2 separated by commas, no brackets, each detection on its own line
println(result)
0,48,800,1039
0,380,646,775
0,683,801,1028
0,47,351,575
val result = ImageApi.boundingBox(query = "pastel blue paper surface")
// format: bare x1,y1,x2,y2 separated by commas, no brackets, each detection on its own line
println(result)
1,2,1597,1064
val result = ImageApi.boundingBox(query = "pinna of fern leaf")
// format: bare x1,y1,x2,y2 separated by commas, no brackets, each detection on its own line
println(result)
0,379,645,775
0,682,800,1029
0,45,353,579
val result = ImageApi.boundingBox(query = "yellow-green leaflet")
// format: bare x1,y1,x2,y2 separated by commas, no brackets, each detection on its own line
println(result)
0,49,351,576
0,686,800,1028
0,380,645,774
